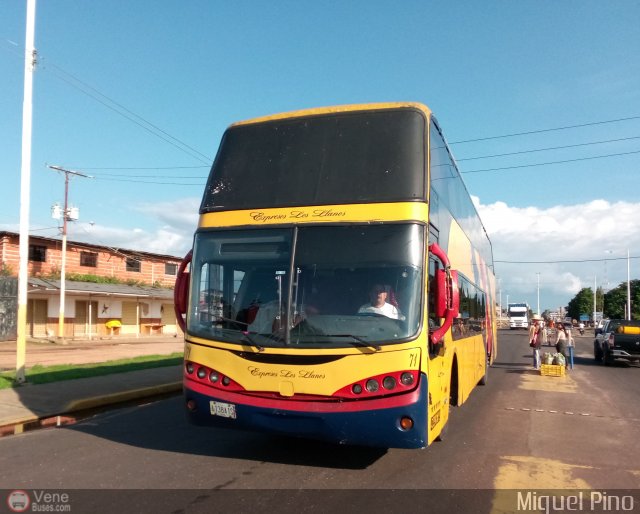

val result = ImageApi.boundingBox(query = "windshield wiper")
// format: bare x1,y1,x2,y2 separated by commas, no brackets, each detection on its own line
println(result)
214,315,249,327
324,334,381,352
241,332,265,352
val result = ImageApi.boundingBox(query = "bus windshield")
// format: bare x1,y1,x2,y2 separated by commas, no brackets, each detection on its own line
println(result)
200,108,427,212
188,224,424,348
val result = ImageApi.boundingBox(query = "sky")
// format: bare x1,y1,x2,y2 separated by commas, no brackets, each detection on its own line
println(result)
1,0,640,313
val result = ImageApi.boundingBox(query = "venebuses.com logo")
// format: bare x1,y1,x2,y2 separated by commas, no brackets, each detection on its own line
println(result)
6,490,71,512
6,490,30,513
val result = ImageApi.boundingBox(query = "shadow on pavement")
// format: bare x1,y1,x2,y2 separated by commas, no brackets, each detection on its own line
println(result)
66,396,387,470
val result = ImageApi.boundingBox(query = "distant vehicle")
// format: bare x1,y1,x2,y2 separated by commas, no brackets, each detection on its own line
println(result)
508,303,529,329
594,319,640,365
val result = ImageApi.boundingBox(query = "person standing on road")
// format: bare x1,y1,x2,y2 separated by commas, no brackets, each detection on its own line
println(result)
566,323,575,369
529,315,543,369
555,324,568,358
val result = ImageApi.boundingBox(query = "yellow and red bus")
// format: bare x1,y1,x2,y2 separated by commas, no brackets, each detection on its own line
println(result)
175,102,497,448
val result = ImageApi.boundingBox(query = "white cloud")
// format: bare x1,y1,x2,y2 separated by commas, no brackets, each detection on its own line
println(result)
477,198,640,311
62,197,201,257
135,198,201,233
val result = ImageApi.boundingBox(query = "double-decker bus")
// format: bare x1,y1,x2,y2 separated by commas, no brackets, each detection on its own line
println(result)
174,102,497,448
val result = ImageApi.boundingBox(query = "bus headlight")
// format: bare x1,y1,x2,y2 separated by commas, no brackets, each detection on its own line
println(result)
365,379,379,393
382,376,396,390
400,372,414,386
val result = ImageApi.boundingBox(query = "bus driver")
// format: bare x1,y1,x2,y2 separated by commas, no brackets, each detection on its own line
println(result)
358,284,404,320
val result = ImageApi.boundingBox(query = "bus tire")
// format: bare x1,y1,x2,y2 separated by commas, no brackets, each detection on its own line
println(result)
479,353,489,386
435,419,448,442
594,343,603,362
449,359,459,407
437,363,458,442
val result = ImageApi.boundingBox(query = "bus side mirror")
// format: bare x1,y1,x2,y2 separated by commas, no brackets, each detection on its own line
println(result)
428,243,460,346
435,268,460,318
174,250,192,333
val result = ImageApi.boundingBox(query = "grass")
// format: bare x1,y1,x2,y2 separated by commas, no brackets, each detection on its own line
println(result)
0,352,183,390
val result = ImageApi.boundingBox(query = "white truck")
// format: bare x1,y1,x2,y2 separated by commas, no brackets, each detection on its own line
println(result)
508,302,529,329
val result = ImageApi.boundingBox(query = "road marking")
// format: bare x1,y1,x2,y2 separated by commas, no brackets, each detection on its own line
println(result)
503,407,640,423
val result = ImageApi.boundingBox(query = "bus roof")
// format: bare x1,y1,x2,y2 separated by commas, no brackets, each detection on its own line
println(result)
230,102,433,128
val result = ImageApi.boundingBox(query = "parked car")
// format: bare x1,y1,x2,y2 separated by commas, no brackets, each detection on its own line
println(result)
594,319,640,365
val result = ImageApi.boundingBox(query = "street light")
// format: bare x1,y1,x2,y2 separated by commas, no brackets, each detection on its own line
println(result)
48,165,92,339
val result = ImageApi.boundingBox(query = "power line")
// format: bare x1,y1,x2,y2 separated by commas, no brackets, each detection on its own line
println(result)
6,39,639,177
93,176,205,186
495,256,639,264
38,56,213,164
70,165,209,170
456,135,640,161
6,39,207,168
5,37,639,162
461,149,640,174
449,115,640,144
90,172,206,179
84,146,640,182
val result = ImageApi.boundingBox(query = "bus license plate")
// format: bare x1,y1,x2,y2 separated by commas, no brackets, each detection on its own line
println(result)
210,401,237,419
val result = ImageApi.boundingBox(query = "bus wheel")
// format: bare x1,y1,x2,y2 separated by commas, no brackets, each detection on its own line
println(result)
435,419,448,442
478,358,489,385
449,361,459,407
437,362,458,442
479,350,489,386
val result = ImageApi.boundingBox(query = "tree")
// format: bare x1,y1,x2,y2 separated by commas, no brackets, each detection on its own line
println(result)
567,288,594,321
603,279,640,319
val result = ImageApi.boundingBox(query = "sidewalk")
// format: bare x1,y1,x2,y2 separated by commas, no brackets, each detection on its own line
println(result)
0,335,184,436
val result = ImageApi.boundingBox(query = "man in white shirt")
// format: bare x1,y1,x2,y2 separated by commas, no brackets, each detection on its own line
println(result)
358,284,403,320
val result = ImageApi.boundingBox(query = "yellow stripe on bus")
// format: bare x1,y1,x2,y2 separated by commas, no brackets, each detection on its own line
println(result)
199,202,429,228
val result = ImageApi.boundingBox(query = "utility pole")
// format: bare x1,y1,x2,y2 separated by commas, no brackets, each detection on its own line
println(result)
593,276,597,327
627,249,631,321
536,272,541,315
48,165,92,339
16,0,37,384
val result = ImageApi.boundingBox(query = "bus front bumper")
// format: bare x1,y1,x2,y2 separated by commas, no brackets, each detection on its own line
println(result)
184,376,429,449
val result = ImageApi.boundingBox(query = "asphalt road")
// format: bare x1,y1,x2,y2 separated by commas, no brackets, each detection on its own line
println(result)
0,330,638,513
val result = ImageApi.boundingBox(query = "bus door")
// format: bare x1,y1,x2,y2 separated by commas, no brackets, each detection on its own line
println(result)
426,243,460,441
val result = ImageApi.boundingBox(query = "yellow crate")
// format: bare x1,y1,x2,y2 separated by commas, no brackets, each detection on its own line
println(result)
540,364,565,377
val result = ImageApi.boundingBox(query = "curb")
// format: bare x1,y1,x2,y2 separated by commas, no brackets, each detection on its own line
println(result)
0,382,182,438
65,382,182,411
